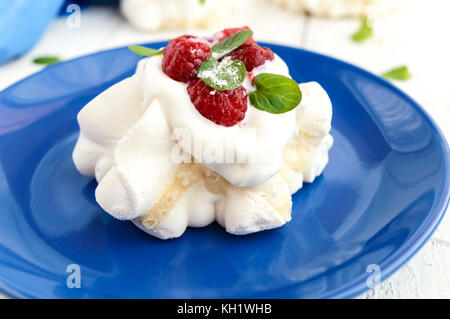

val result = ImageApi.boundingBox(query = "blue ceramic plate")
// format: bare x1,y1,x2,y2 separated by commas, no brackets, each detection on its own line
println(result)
0,42,448,299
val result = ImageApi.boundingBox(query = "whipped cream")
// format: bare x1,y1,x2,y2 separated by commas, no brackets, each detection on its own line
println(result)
120,0,237,31
73,48,333,239
73,59,146,180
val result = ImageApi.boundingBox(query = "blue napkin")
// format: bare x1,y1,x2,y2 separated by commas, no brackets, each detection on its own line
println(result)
0,0,67,64
0,0,118,65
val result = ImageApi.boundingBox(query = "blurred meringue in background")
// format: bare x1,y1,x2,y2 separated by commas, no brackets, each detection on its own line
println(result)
0,0,408,65
120,0,238,32
272,0,403,18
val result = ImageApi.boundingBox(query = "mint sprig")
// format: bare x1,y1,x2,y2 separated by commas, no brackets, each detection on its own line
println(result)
198,56,246,91
211,30,253,59
352,16,373,43
33,56,61,66
249,73,302,114
128,45,164,57
382,65,411,81
199,0,206,4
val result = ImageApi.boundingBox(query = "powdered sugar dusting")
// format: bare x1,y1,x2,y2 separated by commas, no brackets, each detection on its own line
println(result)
198,57,241,89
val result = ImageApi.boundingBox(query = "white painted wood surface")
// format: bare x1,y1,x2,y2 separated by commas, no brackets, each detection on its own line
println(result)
0,0,448,299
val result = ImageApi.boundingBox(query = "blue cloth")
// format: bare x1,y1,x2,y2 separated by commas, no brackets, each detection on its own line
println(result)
0,0,65,64
0,0,118,65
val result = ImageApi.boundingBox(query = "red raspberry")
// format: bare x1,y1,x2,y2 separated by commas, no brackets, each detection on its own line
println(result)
229,44,275,72
162,35,212,83
187,79,247,127
213,26,256,46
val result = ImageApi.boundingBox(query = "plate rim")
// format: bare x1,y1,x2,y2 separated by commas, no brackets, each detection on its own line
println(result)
0,42,448,299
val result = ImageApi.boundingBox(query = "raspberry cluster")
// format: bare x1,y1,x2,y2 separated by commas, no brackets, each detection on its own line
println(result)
161,27,274,127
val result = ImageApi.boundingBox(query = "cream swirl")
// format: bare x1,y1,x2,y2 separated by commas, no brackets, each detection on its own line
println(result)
141,54,298,187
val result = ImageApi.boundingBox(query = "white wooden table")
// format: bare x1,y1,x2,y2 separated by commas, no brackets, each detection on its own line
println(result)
0,0,448,299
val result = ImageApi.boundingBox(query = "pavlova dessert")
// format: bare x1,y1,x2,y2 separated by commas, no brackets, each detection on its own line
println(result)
120,0,237,31
73,26,333,239
272,0,402,18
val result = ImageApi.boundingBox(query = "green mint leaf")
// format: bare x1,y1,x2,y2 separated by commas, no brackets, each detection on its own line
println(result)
249,73,302,114
128,45,164,57
33,56,61,66
199,0,206,4
352,16,373,42
211,30,253,59
197,56,246,91
382,65,411,81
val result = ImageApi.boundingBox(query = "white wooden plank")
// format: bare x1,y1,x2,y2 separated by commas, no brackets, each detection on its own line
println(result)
358,239,450,298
